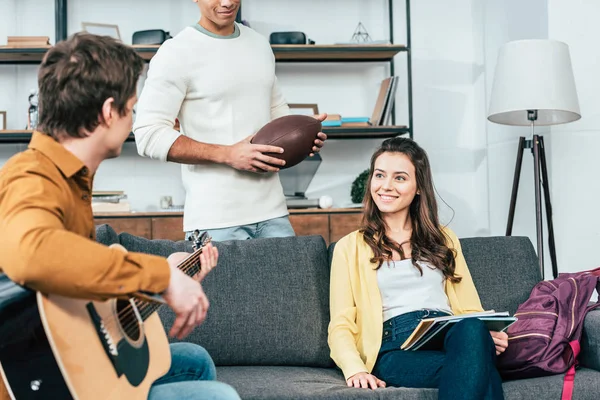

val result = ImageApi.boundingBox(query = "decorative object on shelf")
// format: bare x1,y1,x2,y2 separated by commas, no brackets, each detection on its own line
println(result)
318,195,333,209
132,30,172,45
350,22,372,43
160,196,173,209
4,36,51,48
487,39,581,280
269,32,314,45
351,169,369,204
0,111,6,130
27,90,38,130
288,103,319,116
81,22,121,41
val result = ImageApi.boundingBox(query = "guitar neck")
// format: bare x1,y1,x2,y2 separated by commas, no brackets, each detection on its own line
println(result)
136,248,203,320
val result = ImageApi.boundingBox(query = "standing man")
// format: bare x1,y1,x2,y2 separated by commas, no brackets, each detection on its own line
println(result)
133,0,327,241
0,33,239,400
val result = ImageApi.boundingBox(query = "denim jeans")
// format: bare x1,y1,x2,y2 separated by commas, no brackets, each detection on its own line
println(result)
148,343,240,400
186,215,295,241
372,309,504,400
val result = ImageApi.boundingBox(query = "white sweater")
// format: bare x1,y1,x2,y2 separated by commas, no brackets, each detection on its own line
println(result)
133,23,290,231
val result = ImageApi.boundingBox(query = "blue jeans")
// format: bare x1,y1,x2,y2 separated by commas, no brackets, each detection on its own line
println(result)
372,309,504,400
186,215,295,241
148,343,240,400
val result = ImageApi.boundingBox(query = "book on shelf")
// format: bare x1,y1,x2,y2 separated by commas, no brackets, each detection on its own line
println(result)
400,310,517,351
91,191,130,212
3,36,51,48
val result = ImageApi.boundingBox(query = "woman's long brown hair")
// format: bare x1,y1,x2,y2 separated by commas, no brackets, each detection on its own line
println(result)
360,137,461,283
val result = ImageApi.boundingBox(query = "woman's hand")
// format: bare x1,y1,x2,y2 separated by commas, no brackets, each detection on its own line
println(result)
490,331,509,355
346,372,386,390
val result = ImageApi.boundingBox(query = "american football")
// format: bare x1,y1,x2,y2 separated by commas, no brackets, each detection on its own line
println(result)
251,114,322,169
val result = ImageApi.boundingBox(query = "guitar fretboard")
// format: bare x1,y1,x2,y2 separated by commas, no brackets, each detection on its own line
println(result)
135,251,203,321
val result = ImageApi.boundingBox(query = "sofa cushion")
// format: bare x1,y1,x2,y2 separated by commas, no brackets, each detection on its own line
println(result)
216,366,437,400
118,232,194,255
216,366,600,400
501,368,600,400
460,236,541,314
103,231,334,368
581,309,600,371
94,223,119,246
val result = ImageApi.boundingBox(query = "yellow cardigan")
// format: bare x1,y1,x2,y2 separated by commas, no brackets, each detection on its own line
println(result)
327,227,485,380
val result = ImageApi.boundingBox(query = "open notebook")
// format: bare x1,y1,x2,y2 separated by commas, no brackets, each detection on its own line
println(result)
400,310,517,351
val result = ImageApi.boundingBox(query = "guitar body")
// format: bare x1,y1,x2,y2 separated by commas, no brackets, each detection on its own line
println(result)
0,231,208,400
0,287,171,400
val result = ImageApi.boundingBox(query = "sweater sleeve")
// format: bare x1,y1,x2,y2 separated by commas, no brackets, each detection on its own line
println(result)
443,227,485,315
270,76,290,120
328,237,369,380
133,41,186,162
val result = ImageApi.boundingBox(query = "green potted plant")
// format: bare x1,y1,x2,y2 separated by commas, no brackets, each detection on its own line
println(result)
350,169,369,204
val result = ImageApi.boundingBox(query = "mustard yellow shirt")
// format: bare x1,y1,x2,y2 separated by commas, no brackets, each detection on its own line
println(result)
328,227,484,380
0,132,170,300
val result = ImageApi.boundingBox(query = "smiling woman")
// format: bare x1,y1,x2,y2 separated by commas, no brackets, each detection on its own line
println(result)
327,137,507,398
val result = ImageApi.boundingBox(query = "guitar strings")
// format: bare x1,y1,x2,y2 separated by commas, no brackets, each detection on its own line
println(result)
103,254,200,328
102,251,204,334
104,256,201,335
103,236,211,334
103,256,201,335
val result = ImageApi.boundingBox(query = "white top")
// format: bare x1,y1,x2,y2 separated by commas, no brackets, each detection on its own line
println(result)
133,23,290,231
377,259,452,322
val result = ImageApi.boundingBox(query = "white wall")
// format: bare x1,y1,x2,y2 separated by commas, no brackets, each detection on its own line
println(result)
547,0,600,275
482,0,553,279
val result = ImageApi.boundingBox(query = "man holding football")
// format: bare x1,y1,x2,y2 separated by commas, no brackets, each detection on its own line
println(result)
133,0,327,241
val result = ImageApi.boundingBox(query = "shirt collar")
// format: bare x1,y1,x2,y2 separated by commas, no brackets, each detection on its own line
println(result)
28,131,87,179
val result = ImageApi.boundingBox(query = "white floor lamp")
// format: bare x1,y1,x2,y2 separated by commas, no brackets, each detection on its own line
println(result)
487,39,581,280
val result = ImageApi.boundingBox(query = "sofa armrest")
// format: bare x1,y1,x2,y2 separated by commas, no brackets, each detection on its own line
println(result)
580,308,600,371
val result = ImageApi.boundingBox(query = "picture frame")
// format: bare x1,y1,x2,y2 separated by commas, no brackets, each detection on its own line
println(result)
288,103,319,116
0,111,6,130
81,22,121,41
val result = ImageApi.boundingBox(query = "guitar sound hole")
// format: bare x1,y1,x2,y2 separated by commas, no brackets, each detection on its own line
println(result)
116,300,141,342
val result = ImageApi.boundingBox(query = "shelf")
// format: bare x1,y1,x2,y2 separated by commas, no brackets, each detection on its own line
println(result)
0,44,407,65
0,130,35,143
271,44,408,62
0,126,409,144
323,126,409,139
0,47,49,64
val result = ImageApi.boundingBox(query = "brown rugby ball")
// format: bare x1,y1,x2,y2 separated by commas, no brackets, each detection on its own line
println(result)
251,114,321,169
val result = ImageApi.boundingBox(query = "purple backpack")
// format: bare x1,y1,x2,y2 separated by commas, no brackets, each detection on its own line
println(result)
497,267,600,399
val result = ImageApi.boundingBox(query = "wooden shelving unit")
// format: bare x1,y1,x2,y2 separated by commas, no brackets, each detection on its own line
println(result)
1,1,413,144
0,125,409,144
1,44,407,64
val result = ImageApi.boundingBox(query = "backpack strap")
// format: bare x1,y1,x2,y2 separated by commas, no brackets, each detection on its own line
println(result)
561,340,581,400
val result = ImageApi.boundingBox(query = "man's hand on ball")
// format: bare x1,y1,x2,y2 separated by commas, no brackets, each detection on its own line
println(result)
226,134,285,173
310,113,328,156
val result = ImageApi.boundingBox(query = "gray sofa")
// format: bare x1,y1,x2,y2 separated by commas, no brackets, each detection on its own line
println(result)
95,224,600,399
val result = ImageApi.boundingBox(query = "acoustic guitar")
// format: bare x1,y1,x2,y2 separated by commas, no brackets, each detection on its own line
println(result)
0,231,211,400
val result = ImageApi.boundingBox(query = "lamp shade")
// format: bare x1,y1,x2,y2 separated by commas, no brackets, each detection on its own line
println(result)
487,39,581,126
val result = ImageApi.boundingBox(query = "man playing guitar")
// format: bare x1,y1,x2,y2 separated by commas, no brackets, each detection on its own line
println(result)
0,33,239,400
